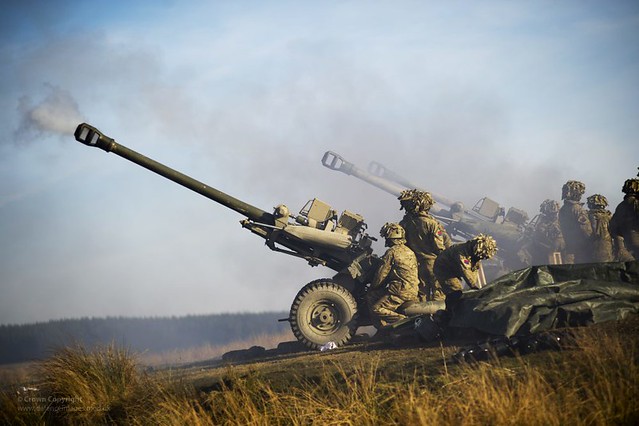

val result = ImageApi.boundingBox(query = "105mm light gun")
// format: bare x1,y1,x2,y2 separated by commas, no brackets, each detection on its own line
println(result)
368,160,529,228
322,151,531,274
74,124,385,349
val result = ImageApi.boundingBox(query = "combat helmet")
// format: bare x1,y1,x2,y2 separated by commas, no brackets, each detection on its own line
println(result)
539,199,560,215
622,168,639,195
380,222,405,240
586,194,608,210
398,189,434,213
562,180,586,201
472,234,497,259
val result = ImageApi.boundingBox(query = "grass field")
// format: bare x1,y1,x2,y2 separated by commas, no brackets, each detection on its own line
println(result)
1,316,638,425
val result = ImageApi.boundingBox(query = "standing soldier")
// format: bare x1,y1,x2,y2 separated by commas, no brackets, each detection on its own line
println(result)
398,189,452,302
609,169,639,260
558,180,592,264
522,199,565,265
586,194,614,262
433,234,497,298
368,223,420,328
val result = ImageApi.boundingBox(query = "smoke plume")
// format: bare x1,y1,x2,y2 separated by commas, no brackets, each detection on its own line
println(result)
15,84,84,143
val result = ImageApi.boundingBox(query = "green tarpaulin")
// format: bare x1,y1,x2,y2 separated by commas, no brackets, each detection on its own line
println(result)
446,261,639,337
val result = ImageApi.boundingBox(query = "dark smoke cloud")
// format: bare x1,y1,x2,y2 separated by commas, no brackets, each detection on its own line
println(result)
14,84,84,143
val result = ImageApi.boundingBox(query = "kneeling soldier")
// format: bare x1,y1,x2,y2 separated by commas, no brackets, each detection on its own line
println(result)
368,223,420,328
434,234,498,297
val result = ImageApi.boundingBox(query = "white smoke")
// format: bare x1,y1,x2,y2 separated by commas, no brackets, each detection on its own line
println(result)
15,84,84,142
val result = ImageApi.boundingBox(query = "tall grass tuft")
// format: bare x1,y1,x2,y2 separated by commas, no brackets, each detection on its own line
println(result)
0,343,214,425
36,343,151,424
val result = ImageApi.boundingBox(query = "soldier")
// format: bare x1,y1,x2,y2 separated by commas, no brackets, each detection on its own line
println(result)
398,189,452,301
586,194,614,262
609,169,639,260
521,199,565,265
368,223,420,328
433,234,497,297
558,180,592,264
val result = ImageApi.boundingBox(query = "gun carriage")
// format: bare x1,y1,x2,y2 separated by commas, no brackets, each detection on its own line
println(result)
74,124,388,349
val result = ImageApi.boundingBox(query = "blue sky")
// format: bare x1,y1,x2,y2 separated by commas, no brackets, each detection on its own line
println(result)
1,1,638,324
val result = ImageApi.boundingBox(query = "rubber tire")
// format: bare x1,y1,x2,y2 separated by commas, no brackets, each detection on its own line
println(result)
289,279,359,350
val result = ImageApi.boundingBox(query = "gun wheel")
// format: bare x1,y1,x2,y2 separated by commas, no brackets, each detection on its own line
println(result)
289,279,359,350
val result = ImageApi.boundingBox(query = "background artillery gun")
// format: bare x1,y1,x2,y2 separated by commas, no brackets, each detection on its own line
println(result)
321,151,531,276
73,124,442,350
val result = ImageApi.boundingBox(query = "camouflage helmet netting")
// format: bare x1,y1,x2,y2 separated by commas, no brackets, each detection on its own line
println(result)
398,189,416,202
472,234,497,259
539,199,560,215
398,189,434,212
622,178,639,195
562,180,586,200
380,222,405,240
587,194,608,209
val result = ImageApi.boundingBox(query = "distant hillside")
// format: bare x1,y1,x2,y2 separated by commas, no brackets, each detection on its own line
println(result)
0,312,289,364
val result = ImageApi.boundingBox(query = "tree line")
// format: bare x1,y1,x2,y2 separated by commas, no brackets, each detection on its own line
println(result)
0,312,289,364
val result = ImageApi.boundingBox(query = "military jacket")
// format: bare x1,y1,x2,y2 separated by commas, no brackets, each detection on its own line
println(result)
559,200,592,259
527,215,565,264
588,208,614,262
370,243,419,295
532,215,565,253
433,241,479,288
609,195,639,257
400,212,452,260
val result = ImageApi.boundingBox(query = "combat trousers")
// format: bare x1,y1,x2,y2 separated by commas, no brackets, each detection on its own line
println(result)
368,281,418,328
370,294,407,327
418,256,445,302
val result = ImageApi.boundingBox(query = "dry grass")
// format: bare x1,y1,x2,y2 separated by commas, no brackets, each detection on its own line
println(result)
0,344,154,424
200,320,639,425
1,319,637,425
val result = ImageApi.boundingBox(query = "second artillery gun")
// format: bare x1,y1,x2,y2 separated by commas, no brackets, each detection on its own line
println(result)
321,151,531,276
73,124,445,350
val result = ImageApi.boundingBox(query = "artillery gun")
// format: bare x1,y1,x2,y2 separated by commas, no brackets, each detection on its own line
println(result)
321,151,531,274
74,123,386,350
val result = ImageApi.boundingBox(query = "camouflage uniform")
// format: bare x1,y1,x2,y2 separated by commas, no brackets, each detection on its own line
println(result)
433,234,497,296
558,181,592,264
586,194,614,262
609,174,639,260
368,223,420,328
525,200,565,265
398,189,452,301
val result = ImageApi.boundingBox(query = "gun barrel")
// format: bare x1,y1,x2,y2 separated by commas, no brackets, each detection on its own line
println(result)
322,151,448,215
367,160,514,223
75,123,273,224
322,151,407,197
368,161,458,210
